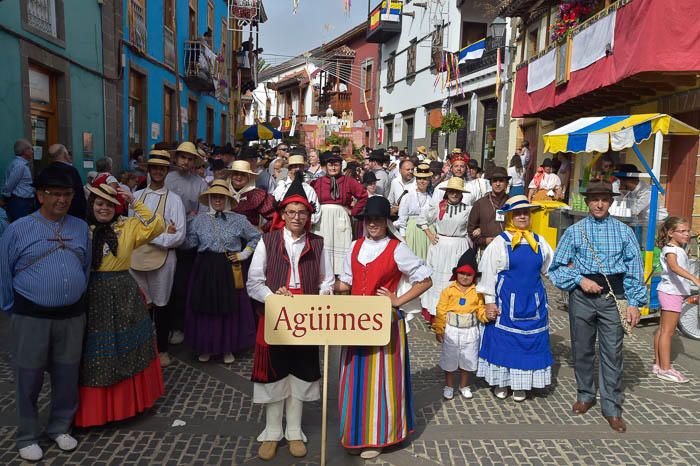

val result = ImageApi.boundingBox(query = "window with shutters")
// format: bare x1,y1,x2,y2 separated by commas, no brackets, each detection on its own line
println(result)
406,40,417,78
206,107,214,145
361,59,374,103
387,54,395,86
163,86,176,143
164,0,175,67
188,0,198,39
207,1,214,38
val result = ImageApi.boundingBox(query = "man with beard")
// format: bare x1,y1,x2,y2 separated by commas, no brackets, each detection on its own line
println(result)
130,150,186,367
432,152,470,205
164,141,209,345
467,166,510,249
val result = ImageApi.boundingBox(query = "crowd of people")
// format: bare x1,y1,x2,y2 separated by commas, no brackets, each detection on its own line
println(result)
0,136,694,462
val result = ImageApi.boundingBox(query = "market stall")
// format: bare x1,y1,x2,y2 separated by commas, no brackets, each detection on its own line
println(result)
538,114,700,318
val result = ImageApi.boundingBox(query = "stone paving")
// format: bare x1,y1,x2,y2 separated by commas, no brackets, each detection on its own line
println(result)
0,283,699,465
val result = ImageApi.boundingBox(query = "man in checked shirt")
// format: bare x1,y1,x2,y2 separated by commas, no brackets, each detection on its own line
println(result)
549,180,645,434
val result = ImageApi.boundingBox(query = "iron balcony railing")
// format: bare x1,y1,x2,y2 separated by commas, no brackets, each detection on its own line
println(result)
27,0,57,37
458,35,506,76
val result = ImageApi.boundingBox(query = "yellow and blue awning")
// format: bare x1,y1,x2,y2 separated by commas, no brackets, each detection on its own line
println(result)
543,114,700,154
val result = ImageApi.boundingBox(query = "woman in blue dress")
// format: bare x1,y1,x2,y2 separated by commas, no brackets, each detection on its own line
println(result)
476,195,554,402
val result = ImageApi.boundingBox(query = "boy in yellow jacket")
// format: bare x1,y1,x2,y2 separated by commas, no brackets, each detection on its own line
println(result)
433,249,488,400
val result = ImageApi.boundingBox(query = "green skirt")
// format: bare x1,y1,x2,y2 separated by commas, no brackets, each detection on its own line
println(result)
405,217,432,262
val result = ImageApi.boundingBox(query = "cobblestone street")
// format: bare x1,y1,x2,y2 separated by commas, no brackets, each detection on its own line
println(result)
0,285,699,465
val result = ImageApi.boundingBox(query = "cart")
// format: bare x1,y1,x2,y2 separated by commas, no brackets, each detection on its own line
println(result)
542,114,700,319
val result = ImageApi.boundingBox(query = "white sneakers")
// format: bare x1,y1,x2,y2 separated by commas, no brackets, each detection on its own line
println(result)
444,386,474,400
223,353,235,364
19,434,78,461
656,367,690,383
54,434,78,451
494,387,509,399
169,330,185,345
19,444,43,461
442,386,454,400
512,390,527,402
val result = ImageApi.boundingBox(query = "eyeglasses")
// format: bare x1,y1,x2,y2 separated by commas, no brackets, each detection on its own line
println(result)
283,210,309,218
43,190,74,198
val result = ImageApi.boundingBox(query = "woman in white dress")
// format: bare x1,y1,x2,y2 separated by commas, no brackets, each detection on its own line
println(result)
394,163,433,261
418,177,472,319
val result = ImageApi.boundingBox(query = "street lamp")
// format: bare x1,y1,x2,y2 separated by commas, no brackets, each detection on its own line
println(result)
490,17,507,38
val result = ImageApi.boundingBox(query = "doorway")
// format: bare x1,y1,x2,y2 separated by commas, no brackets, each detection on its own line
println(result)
28,65,58,173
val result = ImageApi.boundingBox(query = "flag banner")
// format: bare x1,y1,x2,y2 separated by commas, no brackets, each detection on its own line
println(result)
458,38,485,63
526,48,556,93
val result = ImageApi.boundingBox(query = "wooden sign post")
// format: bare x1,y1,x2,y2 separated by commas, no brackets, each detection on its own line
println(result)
265,295,393,466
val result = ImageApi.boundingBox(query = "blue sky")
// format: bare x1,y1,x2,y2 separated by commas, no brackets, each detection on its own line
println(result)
259,0,368,59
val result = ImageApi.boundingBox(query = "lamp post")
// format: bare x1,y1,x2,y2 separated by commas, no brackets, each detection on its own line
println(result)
490,17,507,40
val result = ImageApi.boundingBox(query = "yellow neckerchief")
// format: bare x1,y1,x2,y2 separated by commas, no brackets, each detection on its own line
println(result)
505,212,538,253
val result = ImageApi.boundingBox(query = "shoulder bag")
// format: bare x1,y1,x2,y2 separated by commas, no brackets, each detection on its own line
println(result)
578,222,633,335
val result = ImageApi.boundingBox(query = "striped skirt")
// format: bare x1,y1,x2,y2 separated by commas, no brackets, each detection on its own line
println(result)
338,311,414,449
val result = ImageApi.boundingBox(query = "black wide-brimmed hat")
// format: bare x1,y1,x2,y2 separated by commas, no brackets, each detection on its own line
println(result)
355,196,391,219
320,150,342,165
34,165,74,189
451,248,480,278
581,179,619,197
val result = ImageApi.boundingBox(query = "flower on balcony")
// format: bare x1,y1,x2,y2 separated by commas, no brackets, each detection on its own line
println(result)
550,0,595,42
219,79,228,88
217,54,226,63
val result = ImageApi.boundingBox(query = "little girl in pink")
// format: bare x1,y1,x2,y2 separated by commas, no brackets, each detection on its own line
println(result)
653,217,700,383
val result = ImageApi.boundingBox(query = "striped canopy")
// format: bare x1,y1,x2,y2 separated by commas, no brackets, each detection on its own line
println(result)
237,123,283,141
543,114,700,154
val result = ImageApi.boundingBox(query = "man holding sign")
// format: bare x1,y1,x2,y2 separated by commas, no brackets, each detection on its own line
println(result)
334,197,432,460
247,173,334,460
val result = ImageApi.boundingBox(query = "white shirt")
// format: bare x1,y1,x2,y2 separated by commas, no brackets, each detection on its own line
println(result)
129,185,187,306
418,201,471,238
508,166,525,187
658,245,693,296
520,147,531,168
394,190,431,235
528,172,562,191
339,237,432,286
464,178,491,204
476,233,554,304
387,177,416,206
247,228,334,303
272,177,322,225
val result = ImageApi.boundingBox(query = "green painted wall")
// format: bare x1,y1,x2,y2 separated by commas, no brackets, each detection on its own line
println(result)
0,1,106,179
0,32,24,177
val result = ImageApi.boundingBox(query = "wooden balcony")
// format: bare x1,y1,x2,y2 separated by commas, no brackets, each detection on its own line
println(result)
319,91,352,114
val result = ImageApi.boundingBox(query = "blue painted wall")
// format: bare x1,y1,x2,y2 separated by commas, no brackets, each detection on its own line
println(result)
121,0,230,169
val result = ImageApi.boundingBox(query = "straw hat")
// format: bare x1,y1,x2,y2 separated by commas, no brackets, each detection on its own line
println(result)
87,183,120,205
198,179,237,207
439,176,469,193
147,150,172,166
175,141,199,157
451,148,463,154
498,195,542,213
416,145,427,155
287,155,306,167
414,163,432,178
227,160,257,176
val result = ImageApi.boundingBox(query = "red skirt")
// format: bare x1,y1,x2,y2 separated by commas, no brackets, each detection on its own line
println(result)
74,357,165,427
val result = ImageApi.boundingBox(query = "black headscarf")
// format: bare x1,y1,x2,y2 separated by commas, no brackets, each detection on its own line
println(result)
87,194,119,270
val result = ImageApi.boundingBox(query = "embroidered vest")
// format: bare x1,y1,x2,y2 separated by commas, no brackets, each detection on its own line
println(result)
262,229,324,294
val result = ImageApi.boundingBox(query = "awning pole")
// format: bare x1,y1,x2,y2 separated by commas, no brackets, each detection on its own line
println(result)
631,142,665,195
642,131,664,286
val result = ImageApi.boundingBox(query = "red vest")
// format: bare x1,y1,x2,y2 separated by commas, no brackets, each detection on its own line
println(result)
350,237,402,296
262,228,324,294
